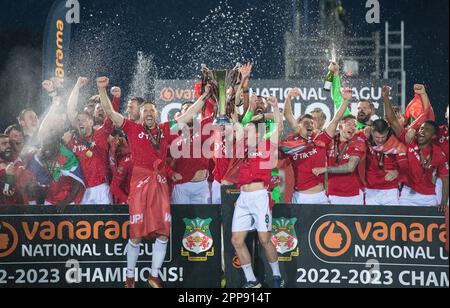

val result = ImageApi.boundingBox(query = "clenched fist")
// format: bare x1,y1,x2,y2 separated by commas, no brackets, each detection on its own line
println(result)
341,87,353,101
77,77,89,88
382,86,391,99
414,84,426,95
328,61,340,74
96,77,110,89
287,88,301,99
42,80,56,94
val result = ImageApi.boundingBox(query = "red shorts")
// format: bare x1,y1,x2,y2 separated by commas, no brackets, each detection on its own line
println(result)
128,166,171,240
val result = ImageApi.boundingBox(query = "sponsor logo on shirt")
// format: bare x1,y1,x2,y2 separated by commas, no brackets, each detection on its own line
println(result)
136,177,150,188
157,174,167,184
293,148,318,161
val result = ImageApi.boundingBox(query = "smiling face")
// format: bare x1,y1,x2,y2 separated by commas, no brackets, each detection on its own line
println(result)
417,122,437,146
255,96,268,115
76,113,94,137
7,128,24,154
357,101,373,124
297,116,315,139
339,117,357,141
0,137,12,161
141,103,158,129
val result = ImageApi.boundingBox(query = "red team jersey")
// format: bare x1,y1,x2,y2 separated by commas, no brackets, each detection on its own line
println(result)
436,125,449,161
0,159,36,205
172,117,213,184
212,129,233,183
398,129,449,195
110,155,132,204
283,131,333,192
68,121,113,188
327,134,366,197
364,134,408,190
238,139,276,187
120,120,176,175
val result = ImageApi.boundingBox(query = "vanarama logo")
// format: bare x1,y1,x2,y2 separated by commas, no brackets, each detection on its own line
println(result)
160,87,196,103
271,217,300,261
181,218,214,262
310,215,448,266
314,221,351,257
20,220,130,241
0,222,18,258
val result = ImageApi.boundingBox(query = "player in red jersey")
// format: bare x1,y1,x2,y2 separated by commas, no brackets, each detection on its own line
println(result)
231,96,284,288
435,106,449,206
170,101,213,205
0,134,38,205
281,87,352,205
440,107,450,252
110,135,132,204
65,77,114,205
383,87,449,209
312,114,366,205
210,64,253,205
362,118,408,205
97,76,210,288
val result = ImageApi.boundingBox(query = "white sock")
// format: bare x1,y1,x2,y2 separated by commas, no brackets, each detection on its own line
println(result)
241,264,257,282
151,239,168,278
126,240,140,278
270,261,281,277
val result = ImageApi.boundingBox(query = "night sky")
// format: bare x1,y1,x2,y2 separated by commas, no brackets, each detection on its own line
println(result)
0,0,448,131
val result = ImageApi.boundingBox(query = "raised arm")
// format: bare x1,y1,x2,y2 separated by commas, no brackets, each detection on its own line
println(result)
96,77,124,128
330,61,352,117
240,63,252,113
39,79,65,140
413,84,431,116
284,88,301,131
67,77,88,125
176,85,211,125
382,85,403,136
325,87,351,137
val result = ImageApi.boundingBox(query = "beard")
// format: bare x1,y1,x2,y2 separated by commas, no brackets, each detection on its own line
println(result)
0,151,12,162
357,113,371,124
94,115,105,126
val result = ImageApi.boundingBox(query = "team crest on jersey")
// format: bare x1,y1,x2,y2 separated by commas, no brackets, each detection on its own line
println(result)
271,217,300,262
181,218,214,261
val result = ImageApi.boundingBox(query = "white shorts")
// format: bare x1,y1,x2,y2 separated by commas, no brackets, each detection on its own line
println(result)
211,180,222,205
171,180,210,205
329,191,364,205
365,188,399,206
232,190,272,233
399,186,438,207
81,183,112,205
435,178,449,206
292,191,329,205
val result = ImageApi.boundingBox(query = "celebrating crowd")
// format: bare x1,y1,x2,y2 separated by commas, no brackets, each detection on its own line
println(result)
0,61,448,288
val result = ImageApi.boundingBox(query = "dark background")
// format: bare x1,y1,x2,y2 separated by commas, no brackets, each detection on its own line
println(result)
0,0,448,131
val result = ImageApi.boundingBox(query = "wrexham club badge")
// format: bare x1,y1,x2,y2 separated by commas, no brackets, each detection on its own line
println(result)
181,218,215,262
271,217,300,262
